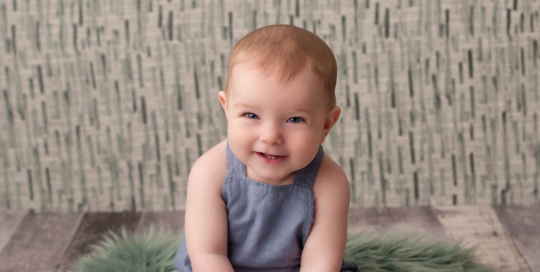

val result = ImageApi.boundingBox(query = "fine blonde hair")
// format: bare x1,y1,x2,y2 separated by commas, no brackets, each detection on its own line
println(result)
225,24,338,110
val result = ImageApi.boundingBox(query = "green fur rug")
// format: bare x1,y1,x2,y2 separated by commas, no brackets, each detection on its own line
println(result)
70,228,493,272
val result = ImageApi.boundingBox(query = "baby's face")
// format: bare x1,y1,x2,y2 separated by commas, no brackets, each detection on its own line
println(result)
219,63,334,185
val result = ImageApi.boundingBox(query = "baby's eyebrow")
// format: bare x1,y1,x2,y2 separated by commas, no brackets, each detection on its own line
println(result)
284,108,314,115
233,103,314,115
233,103,260,109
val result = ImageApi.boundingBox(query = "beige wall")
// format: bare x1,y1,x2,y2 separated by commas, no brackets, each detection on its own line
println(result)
0,0,538,212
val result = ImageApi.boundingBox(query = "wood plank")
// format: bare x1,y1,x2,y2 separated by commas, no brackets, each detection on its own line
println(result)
347,207,446,238
433,206,532,272
493,205,540,272
0,212,26,255
0,212,84,272
138,211,185,233
56,212,142,272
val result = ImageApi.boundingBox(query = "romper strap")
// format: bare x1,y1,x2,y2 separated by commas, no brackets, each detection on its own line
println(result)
293,145,325,188
226,141,245,176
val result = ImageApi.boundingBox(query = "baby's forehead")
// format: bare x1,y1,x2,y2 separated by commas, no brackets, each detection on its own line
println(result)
233,61,319,85
230,70,326,108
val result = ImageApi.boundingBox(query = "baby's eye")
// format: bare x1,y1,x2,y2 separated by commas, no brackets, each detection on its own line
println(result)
288,117,303,123
245,112,259,119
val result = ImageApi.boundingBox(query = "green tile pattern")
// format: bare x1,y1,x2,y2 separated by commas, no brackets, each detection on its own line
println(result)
0,0,539,212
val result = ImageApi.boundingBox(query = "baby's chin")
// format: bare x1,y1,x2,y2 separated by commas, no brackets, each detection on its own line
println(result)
248,167,297,184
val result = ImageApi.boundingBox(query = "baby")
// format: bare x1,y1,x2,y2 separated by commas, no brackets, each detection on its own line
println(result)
174,24,359,272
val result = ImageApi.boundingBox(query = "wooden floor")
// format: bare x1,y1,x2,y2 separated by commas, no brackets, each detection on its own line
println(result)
0,206,537,272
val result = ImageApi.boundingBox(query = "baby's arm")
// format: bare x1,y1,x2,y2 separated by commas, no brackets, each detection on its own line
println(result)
300,155,350,272
184,140,234,272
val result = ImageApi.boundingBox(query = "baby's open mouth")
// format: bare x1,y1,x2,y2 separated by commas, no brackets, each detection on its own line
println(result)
257,152,285,160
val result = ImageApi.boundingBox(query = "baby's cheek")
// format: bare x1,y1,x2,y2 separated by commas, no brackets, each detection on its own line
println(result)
228,122,247,136
291,134,318,156
228,126,255,150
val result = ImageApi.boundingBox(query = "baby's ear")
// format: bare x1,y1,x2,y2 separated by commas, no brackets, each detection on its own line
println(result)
320,106,341,143
218,91,228,117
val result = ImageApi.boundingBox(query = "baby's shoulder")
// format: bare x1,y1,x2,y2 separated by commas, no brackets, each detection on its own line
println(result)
189,139,228,188
312,154,350,200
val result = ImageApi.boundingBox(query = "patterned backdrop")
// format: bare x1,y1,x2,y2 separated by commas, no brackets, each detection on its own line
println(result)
0,0,539,212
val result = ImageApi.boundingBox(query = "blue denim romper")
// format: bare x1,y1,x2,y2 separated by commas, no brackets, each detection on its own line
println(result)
174,142,360,272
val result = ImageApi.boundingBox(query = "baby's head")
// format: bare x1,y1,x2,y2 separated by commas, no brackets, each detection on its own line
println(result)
219,25,340,185
224,24,337,112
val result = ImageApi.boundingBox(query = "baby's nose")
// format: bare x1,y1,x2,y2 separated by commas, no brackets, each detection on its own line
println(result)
260,124,283,145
